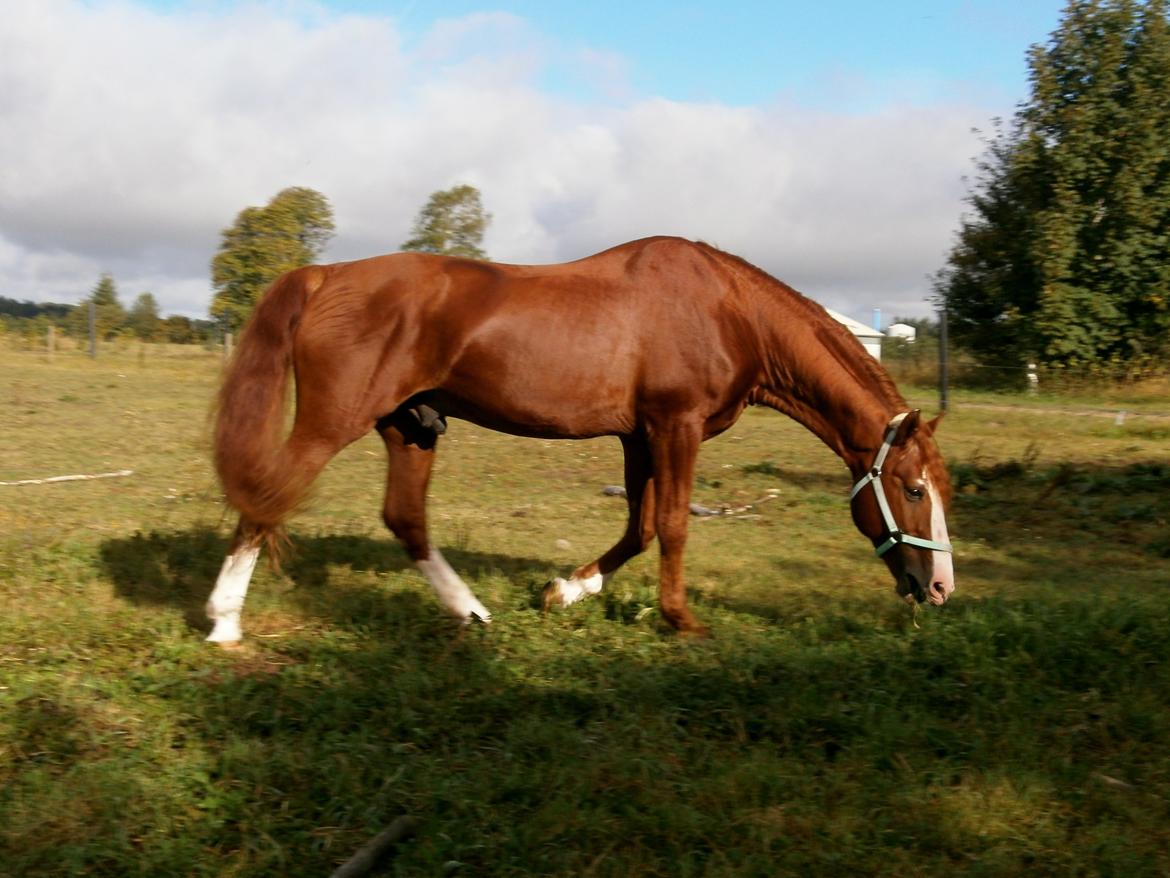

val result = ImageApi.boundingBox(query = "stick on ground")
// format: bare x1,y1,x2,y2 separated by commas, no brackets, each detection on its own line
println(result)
328,816,421,878
0,469,134,487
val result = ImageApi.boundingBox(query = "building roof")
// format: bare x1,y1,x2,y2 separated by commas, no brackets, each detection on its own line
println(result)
825,308,884,339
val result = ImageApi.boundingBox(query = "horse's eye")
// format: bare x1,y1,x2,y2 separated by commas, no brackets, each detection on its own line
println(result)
905,485,925,501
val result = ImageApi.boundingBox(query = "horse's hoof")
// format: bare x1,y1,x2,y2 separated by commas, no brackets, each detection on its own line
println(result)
214,640,245,651
540,580,561,613
679,623,713,640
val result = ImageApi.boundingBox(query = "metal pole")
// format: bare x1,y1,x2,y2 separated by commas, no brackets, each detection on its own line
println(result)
938,304,949,413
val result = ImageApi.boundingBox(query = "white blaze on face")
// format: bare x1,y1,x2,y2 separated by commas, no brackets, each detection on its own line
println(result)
927,480,955,603
416,549,492,622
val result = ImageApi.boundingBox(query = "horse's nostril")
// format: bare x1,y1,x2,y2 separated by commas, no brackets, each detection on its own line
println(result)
928,581,949,604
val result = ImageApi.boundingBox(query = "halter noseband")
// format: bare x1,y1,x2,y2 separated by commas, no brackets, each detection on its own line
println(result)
849,412,953,558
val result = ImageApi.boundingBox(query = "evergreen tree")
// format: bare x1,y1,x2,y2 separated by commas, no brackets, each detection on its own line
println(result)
210,187,335,332
72,274,126,340
936,0,1170,374
401,184,491,259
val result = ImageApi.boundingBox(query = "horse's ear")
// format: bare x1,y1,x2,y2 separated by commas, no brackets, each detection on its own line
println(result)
927,412,945,434
892,409,921,445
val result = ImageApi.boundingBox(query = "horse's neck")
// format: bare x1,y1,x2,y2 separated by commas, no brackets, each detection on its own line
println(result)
754,311,900,476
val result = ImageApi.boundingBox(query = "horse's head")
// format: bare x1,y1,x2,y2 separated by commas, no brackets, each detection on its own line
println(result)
849,410,954,606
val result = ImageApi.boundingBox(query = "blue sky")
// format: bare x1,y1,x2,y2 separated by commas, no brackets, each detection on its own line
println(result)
5,0,1072,320
330,0,1067,107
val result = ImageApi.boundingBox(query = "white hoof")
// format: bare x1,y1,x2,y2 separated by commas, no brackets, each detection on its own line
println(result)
206,613,243,644
545,572,609,608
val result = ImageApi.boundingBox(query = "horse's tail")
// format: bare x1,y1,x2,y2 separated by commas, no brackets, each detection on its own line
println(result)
214,265,326,539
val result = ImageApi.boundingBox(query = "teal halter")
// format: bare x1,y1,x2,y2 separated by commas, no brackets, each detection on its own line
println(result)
850,412,954,558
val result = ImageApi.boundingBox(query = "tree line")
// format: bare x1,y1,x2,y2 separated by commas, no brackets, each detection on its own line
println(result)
0,280,216,345
8,1,1168,379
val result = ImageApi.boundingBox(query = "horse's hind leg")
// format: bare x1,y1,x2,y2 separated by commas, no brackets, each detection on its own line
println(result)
543,434,657,609
205,519,263,644
206,425,349,644
379,418,491,622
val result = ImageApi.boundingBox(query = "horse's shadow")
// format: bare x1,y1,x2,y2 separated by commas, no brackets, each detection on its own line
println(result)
98,527,554,636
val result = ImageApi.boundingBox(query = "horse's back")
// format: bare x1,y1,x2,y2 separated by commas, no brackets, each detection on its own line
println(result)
291,239,760,438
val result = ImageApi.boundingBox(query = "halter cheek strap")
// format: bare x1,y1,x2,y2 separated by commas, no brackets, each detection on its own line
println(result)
850,412,953,558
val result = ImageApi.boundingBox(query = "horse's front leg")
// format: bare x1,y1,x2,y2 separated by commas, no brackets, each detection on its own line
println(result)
543,434,656,609
205,520,262,645
648,420,709,637
379,419,491,623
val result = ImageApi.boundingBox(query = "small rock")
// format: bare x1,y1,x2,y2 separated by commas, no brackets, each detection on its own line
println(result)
555,538,572,551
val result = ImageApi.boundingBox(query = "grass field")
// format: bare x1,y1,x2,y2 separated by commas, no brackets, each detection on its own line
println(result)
2,344,1169,877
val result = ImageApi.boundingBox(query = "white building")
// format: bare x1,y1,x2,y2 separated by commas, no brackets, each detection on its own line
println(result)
825,308,884,361
886,322,918,343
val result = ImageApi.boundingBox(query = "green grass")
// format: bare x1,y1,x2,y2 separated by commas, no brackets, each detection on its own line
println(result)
2,345,1169,877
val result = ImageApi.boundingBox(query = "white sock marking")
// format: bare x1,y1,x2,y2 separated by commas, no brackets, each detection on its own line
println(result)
549,571,611,607
206,545,260,643
417,549,491,622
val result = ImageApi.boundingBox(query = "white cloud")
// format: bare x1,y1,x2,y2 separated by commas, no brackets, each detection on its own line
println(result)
0,0,985,321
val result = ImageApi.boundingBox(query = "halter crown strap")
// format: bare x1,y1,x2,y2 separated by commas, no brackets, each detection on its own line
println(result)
850,412,952,557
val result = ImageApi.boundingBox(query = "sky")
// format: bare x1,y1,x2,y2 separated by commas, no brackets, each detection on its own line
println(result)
1,0,1070,324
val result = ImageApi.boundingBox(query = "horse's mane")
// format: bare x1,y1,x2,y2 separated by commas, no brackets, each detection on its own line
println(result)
693,241,949,496
693,241,906,409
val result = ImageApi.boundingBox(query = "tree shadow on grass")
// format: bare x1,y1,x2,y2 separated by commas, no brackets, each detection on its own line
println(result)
98,526,555,636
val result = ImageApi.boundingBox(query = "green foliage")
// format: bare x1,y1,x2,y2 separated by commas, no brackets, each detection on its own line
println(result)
936,0,1170,375
210,187,335,333
127,292,161,341
158,315,216,345
0,297,72,322
401,183,491,259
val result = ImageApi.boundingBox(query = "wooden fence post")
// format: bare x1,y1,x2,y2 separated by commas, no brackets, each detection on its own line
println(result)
938,305,949,413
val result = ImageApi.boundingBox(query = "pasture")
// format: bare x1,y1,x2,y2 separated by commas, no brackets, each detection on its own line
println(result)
2,344,1169,877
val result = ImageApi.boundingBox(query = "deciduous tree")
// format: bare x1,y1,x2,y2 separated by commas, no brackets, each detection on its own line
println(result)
210,187,335,332
401,184,491,260
935,0,1170,375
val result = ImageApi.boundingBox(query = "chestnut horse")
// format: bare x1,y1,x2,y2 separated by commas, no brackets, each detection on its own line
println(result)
206,237,953,643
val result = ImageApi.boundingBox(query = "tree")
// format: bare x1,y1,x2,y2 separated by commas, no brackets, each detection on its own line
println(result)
401,184,491,259
935,0,1170,375
210,187,335,332
71,274,126,340
127,292,161,341
161,315,196,344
